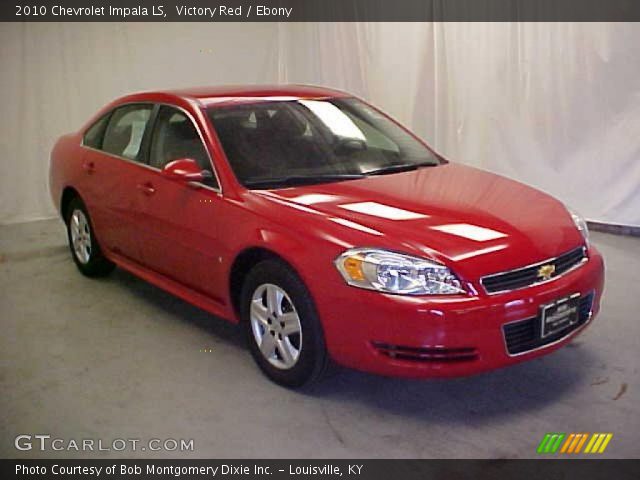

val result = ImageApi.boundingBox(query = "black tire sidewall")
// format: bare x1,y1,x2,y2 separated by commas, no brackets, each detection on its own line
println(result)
240,259,327,387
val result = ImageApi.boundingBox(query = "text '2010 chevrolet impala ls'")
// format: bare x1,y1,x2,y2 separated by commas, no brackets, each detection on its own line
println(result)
50,85,605,387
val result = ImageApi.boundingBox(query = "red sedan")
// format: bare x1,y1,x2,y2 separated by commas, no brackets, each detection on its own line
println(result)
50,85,605,387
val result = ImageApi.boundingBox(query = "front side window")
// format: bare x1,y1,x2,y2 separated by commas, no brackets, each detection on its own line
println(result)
102,104,153,161
149,106,211,174
207,97,440,189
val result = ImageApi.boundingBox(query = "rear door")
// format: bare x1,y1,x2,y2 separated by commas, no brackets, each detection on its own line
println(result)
134,105,225,302
81,103,154,261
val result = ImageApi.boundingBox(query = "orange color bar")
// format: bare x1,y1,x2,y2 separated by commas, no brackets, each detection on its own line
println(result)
560,434,575,453
574,433,589,453
567,434,582,453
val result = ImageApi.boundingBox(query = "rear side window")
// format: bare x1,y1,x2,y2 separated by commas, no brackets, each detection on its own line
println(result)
102,104,153,161
83,113,111,149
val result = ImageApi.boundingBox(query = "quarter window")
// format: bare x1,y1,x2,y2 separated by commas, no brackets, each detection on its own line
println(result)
102,104,153,161
83,113,111,149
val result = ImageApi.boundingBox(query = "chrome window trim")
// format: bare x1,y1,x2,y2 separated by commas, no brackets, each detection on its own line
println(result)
80,101,222,194
479,246,587,295
501,289,595,358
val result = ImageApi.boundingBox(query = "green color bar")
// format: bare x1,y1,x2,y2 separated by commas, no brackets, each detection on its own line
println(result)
537,433,552,454
544,434,558,453
550,433,566,453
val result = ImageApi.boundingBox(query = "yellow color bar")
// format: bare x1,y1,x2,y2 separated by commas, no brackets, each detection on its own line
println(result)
584,434,599,453
598,434,613,453
590,434,606,453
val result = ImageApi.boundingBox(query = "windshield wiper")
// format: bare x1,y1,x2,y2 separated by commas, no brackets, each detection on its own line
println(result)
243,173,365,189
365,161,438,176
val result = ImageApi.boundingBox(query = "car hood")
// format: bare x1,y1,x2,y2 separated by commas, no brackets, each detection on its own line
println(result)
253,163,584,278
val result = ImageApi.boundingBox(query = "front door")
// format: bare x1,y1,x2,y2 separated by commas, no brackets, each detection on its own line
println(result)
135,105,225,302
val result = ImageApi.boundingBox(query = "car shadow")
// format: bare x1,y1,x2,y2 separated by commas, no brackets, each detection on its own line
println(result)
109,268,246,349
303,346,598,425
108,267,599,425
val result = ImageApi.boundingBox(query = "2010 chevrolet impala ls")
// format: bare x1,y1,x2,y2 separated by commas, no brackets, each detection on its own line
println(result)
50,85,605,387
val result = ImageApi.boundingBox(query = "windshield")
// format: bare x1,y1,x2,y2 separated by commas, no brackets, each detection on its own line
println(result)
207,97,441,189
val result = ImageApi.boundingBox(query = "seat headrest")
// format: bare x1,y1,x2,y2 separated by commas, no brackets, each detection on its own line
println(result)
167,120,197,141
259,109,307,138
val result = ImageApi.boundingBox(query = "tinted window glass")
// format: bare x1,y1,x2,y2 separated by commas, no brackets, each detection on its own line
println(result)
102,104,153,161
207,98,440,189
149,106,212,175
83,113,111,149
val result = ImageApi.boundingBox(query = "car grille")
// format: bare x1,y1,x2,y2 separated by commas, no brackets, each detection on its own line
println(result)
481,245,587,294
372,342,478,362
502,291,594,355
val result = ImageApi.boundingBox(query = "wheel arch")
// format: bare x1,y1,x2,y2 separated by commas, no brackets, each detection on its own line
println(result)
228,246,302,320
60,186,81,220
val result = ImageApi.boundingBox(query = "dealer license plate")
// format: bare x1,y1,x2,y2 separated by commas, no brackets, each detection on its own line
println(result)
540,293,580,338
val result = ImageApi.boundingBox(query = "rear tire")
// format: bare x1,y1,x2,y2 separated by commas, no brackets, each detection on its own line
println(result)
65,197,115,277
240,259,329,388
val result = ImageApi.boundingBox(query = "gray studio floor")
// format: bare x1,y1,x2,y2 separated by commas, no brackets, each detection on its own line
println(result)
1,219,638,459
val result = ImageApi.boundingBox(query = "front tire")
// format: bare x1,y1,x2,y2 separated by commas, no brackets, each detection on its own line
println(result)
65,197,115,277
240,259,329,387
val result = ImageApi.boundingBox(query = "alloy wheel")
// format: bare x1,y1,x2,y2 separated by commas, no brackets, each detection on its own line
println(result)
70,209,92,264
250,283,302,370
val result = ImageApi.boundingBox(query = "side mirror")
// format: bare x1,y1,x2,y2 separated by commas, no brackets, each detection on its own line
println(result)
161,158,212,182
335,137,367,155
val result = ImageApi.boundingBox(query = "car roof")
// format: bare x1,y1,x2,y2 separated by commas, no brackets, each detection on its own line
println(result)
159,84,350,106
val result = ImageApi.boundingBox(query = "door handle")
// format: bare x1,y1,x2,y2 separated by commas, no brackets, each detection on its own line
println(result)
136,182,156,196
82,161,95,174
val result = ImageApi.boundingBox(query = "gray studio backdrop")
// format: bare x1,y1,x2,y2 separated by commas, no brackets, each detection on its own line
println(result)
1,22,638,226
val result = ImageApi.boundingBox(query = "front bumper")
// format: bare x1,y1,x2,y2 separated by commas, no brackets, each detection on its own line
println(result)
316,246,605,378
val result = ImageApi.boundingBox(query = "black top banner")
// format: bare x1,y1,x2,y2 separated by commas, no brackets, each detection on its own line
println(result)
4,0,640,22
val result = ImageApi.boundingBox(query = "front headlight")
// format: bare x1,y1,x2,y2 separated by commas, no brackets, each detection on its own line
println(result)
334,248,465,295
568,207,589,242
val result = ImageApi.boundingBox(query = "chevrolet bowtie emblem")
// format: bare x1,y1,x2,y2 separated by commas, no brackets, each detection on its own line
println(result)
537,264,556,281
